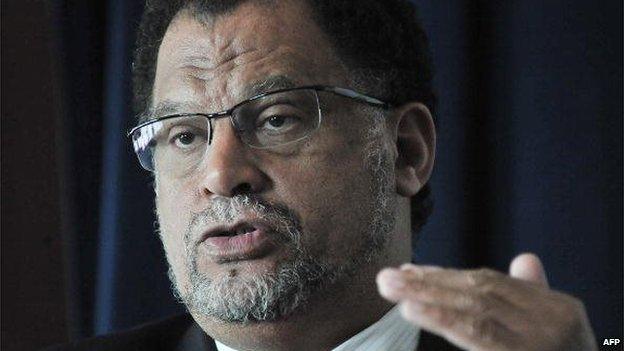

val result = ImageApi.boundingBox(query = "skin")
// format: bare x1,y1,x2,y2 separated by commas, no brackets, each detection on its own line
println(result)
152,1,596,350
377,254,598,350
153,1,433,350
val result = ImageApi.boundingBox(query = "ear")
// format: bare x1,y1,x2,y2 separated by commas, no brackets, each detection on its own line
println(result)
390,102,436,197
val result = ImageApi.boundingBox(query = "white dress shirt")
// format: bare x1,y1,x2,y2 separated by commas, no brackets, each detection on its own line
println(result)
215,305,420,351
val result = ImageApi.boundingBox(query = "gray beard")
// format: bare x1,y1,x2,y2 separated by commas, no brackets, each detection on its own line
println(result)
161,143,396,324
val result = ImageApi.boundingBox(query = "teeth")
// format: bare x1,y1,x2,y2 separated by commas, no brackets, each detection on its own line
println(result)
212,225,256,238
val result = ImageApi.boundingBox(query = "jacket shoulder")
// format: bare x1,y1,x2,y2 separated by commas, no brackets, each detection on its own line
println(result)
43,314,202,351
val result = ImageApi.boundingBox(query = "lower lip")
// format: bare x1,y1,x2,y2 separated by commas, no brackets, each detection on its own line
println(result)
201,229,273,260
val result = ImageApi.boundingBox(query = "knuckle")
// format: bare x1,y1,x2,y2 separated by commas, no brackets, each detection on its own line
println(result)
456,292,485,312
466,270,485,286
406,278,425,293
403,267,426,281
481,279,509,299
468,315,497,342
480,268,501,280
468,268,498,287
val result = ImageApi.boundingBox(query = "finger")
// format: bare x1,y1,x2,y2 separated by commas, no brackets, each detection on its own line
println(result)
377,267,528,329
379,267,479,310
382,264,552,319
399,263,505,289
376,268,408,302
509,253,549,287
399,263,531,299
399,300,520,351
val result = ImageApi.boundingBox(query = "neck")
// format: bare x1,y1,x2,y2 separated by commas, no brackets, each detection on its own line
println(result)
192,264,394,351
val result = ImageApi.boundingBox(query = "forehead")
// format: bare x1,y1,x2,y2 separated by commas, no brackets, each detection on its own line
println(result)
152,0,348,113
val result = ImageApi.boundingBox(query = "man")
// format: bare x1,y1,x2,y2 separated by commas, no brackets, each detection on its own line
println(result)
53,0,598,350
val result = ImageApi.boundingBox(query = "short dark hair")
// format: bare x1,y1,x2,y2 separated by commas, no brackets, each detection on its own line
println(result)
132,0,435,233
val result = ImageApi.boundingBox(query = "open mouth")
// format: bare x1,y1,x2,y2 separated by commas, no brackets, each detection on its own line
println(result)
198,220,273,260
211,223,258,238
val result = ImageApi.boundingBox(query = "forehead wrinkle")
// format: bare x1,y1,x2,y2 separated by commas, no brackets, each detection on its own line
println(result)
210,74,300,111
168,11,243,71
154,2,349,121
177,46,258,72
177,48,260,94
192,74,298,113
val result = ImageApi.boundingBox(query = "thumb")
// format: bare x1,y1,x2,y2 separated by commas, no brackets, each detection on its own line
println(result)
509,252,549,287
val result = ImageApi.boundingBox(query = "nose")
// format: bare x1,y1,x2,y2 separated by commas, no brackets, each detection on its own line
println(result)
196,118,269,198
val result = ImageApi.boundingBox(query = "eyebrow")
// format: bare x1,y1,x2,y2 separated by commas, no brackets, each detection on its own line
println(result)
144,75,299,121
242,74,297,99
145,100,204,121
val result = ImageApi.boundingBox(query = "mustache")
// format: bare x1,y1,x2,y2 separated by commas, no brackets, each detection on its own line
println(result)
184,194,302,248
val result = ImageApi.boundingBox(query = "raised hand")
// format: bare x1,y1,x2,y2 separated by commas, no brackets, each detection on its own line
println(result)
376,253,597,351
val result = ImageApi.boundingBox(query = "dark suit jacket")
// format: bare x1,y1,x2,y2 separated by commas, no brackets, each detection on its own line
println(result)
46,313,462,351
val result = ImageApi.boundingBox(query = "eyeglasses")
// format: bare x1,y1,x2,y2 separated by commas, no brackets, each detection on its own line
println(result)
127,85,390,176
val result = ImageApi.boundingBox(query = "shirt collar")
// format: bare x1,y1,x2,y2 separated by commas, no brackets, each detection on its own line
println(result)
215,305,420,351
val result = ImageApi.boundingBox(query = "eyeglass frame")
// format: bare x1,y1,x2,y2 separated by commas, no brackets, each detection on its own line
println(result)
126,85,391,146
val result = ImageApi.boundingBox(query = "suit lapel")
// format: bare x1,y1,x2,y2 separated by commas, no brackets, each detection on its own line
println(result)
176,320,218,351
417,330,463,351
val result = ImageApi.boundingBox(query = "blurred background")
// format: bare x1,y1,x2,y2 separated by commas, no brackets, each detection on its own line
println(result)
1,1,622,350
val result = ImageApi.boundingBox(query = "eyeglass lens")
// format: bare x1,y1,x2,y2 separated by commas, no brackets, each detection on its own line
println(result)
131,89,321,176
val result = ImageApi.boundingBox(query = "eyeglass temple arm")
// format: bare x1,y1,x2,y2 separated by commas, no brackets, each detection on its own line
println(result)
317,86,391,109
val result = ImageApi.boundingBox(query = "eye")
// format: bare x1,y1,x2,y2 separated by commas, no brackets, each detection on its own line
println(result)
173,132,197,148
258,114,299,132
264,115,287,129
168,128,206,151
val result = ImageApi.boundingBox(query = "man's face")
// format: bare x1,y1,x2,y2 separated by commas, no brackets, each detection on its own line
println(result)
153,0,399,323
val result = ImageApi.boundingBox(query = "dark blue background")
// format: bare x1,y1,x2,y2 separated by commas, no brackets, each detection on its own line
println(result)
51,0,622,341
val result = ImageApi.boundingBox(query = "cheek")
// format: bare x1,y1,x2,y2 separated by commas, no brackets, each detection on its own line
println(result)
155,177,196,291
155,173,198,237
271,136,378,259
